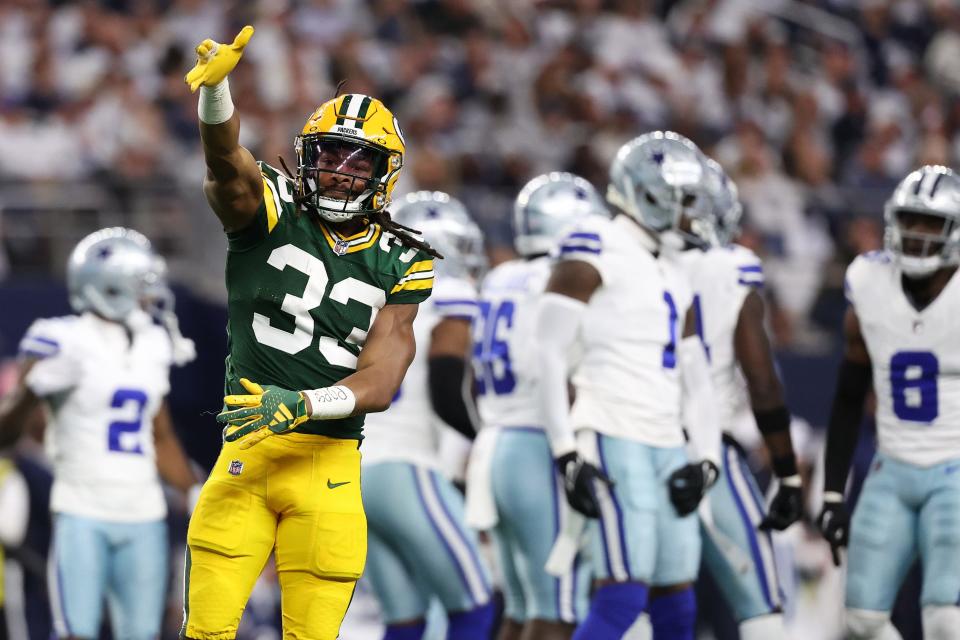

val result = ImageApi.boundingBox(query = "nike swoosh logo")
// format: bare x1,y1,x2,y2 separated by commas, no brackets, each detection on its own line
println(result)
327,479,350,489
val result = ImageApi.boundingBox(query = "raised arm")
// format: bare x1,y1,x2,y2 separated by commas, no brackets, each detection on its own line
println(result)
185,26,263,232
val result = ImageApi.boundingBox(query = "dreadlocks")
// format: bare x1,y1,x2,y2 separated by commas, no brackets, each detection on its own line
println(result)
370,208,444,259
277,155,443,260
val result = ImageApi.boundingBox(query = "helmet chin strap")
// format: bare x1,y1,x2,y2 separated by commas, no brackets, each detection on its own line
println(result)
898,254,943,278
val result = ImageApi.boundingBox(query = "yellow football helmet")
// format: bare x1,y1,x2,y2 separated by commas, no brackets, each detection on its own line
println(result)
295,94,405,223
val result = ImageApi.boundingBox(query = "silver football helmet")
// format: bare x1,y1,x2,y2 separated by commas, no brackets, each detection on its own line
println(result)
884,165,960,278
513,172,609,257
67,227,165,322
701,157,743,247
391,191,487,280
607,131,706,241
67,227,195,363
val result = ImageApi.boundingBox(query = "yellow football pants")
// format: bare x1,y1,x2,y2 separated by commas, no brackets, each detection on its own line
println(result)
182,433,365,640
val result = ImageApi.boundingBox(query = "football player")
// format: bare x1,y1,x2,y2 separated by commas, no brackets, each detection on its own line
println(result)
818,165,960,640
677,158,802,640
360,191,494,640
183,27,438,639
0,228,199,640
535,132,721,640
465,173,608,640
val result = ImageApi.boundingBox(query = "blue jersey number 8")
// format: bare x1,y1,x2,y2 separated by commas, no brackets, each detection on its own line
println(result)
890,351,939,423
474,300,517,396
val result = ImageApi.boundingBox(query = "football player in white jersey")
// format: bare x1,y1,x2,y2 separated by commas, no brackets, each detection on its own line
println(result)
535,132,721,640
818,165,960,640
464,172,609,640
360,192,494,640
676,159,802,640
0,227,199,640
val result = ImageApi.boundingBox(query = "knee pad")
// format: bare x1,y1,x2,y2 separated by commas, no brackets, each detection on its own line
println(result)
739,613,786,640
922,605,960,640
446,601,495,640
845,608,903,640
573,582,648,640
382,621,426,640
648,587,696,640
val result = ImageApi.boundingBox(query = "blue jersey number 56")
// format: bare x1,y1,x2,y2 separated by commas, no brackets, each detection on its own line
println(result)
474,300,517,396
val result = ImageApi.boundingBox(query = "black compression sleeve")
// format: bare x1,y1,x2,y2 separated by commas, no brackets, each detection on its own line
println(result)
428,355,477,440
753,406,798,477
823,358,873,493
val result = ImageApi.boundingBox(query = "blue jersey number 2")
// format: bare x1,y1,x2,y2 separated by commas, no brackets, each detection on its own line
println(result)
890,351,939,423
474,300,517,396
107,388,148,454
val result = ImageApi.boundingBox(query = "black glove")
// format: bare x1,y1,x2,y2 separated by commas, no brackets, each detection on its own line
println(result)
759,475,804,531
668,459,719,516
817,496,850,567
555,452,613,518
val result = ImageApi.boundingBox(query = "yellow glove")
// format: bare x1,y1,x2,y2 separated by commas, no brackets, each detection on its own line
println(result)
185,26,254,93
217,378,310,449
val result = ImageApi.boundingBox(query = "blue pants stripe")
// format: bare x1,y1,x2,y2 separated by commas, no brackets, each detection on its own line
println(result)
428,469,491,595
48,534,71,637
724,445,775,610
413,467,489,605
596,433,631,581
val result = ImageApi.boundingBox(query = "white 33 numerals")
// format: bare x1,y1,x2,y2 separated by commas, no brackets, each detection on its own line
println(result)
252,244,385,368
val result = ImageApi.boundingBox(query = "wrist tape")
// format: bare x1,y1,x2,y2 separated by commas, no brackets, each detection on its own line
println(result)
303,385,356,420
198,78,234,124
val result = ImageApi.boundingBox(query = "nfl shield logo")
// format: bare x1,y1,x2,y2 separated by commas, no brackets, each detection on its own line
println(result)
334,240,349,256
228,460,244,476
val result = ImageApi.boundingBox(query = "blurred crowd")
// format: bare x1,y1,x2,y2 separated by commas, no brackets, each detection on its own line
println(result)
2,0,959,342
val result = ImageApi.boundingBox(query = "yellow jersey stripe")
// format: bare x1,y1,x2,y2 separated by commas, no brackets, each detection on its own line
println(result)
262,176,279,233
320,223,382,254
391,278,434,294
403,260,434,276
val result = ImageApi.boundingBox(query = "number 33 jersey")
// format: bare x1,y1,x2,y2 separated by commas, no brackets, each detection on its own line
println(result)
19,312,173,522
224,162,434,441
846,251,960,466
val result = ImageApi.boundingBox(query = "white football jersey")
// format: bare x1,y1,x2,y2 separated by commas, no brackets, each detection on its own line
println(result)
558,215,692,447
19,312,173,522
845,252,960,466
679,245,765,447
362,276,479,469
474,257,553,430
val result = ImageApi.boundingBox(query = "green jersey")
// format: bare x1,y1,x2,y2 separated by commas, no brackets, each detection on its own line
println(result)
222,161,433,440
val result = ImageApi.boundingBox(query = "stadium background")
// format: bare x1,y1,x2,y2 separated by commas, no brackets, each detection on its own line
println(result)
0,0,956,638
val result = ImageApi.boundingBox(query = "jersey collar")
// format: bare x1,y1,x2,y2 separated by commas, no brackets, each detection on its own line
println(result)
319,222,382,255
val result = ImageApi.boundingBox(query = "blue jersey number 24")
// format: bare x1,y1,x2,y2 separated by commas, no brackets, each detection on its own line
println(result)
890,351,938,423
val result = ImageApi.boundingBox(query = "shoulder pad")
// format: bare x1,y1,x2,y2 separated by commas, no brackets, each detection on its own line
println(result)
19,316,79,359
845,252,891,305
